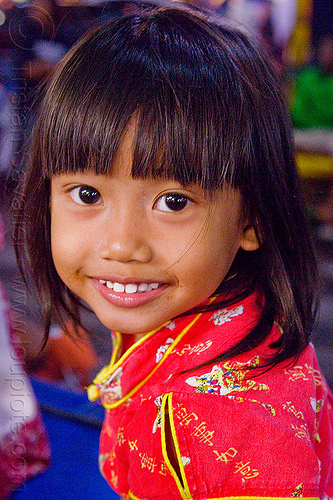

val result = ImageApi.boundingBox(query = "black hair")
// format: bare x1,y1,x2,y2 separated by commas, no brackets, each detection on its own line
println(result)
14,4,318,366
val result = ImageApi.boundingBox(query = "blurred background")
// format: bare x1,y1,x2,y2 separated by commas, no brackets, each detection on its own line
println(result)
0,0,332,497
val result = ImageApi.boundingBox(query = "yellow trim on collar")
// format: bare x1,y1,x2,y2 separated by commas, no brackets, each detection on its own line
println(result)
128,492,141,500
88,296,220,406
87,327,163,402
94,325,165,383
91,313,203,409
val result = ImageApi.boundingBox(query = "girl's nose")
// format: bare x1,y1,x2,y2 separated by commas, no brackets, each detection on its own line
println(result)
97,211,153,263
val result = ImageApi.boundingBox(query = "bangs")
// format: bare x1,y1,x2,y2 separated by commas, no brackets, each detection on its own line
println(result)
34,7,267,192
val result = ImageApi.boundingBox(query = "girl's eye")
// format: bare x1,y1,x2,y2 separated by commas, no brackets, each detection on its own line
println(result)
154,193,192,212
70,185,101,205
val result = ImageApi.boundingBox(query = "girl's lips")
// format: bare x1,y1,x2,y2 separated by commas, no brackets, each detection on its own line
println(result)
91,278,169,308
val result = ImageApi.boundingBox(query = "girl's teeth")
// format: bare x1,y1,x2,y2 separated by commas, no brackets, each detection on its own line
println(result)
99,280,160,293
113,282,125,292
125,284,137,294
138,283,148,292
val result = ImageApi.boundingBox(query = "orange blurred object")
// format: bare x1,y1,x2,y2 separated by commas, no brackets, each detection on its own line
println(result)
34,323,99,389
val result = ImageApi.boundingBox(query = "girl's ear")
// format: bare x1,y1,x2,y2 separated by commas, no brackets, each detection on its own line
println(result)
240,224,260,251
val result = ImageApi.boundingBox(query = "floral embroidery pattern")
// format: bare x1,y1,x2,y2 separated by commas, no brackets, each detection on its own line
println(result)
291,483,304,497
99,450,118,488
99,453,110,479
156,338,174,363
311,397,325,443
185,357,269,395
311,397,324,414
209,305,244,326
99,367,123,404
152,396,163,433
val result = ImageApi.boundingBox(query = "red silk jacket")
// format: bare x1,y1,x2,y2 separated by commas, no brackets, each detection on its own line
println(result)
88,291,333,500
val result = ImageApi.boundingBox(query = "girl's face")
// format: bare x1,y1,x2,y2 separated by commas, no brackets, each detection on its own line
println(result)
50,126,258,337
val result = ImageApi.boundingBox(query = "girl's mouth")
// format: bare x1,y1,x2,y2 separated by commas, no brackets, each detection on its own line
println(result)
99,280,161,294
92,278,168,308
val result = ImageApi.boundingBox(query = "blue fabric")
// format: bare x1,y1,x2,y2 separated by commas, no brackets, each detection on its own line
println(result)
29,377,106,427
9,378,119,500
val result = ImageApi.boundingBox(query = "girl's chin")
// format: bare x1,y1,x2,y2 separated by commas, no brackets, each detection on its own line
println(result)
97,318,167,337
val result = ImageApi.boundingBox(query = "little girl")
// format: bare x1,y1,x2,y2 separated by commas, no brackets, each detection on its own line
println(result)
14,5,333,499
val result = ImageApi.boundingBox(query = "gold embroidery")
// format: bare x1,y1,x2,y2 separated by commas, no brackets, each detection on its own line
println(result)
291,423,311,442
174,402,199,426
191,422,215,445
291,483,304,497
230,395,276,416
282,401,305,420
214,447,238,464
117,426,126,446
284,364,322,387
176,340,213,357
128,439,138,451
139,452,157,473
186,357,269,396
234,461,260,482
158,461,169,475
